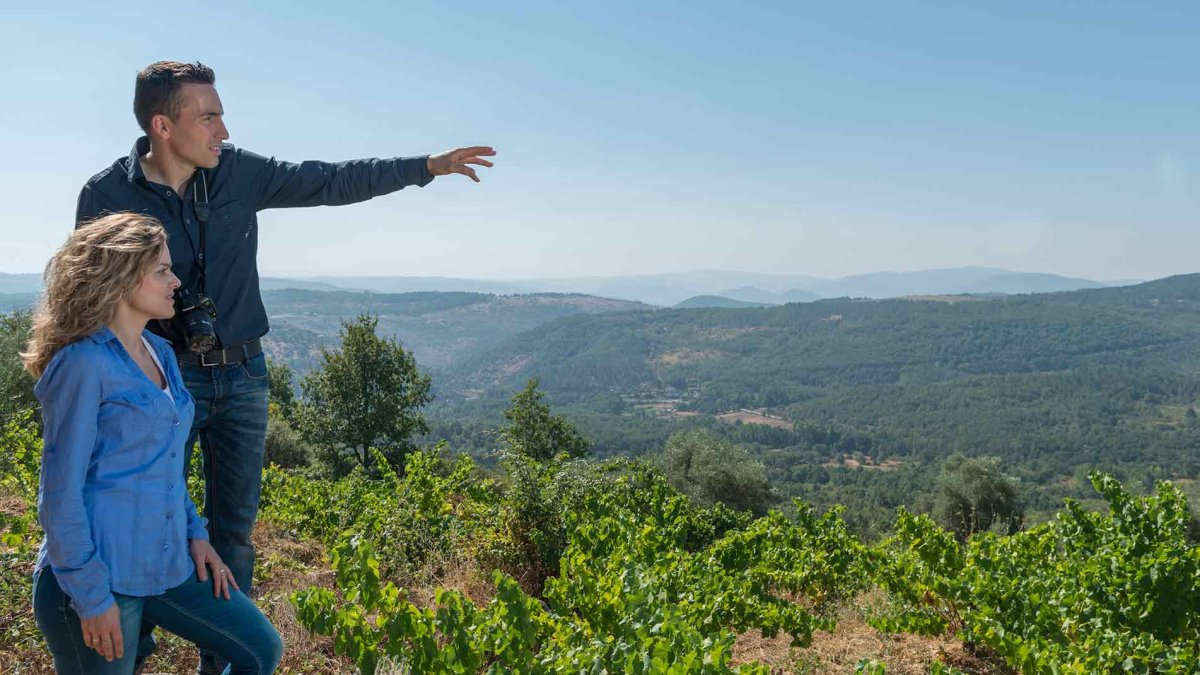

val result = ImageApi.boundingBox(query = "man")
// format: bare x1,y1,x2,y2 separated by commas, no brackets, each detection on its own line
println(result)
76,60,494,674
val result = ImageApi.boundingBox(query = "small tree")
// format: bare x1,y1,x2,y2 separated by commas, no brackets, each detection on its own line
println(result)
297,315,432,476
499,378,589,461
932,454,1024,541
266,358,298,422
661,429,775,516
265,404,313,469
0,311,36,427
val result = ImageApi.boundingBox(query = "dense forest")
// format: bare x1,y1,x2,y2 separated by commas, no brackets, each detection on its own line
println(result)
418,275,1200,532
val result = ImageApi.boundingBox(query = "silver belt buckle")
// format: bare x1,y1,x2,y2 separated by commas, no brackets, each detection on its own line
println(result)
199,349,228,367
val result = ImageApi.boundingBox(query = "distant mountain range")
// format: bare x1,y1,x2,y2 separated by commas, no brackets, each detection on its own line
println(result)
279,268,1130,306
0,267,1142,307
0,273,40,295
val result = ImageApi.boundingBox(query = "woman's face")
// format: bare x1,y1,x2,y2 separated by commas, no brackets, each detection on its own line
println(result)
127,246,181,320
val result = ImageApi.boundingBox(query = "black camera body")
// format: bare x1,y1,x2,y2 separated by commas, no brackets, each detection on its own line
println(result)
176,288,218,354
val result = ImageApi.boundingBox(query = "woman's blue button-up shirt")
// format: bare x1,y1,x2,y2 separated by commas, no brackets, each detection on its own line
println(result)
35,327,205,619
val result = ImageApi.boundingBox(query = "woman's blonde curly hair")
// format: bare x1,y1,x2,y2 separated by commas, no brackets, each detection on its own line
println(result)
22,212,169,378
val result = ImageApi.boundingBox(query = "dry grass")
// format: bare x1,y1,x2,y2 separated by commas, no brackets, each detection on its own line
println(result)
731,592,1012,674
405,551,498,610
0,493,30,519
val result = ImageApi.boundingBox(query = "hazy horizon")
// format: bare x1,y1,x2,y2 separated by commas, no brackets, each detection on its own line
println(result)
0,264,1150,286
3,2,1196,280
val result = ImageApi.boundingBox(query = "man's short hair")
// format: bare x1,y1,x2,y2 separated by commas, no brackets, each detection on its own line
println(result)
133,61,216,134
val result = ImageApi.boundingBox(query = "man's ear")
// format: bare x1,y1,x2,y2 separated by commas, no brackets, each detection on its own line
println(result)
149,114,171,140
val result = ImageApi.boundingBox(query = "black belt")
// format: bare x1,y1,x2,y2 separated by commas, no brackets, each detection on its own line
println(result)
178,338,263,367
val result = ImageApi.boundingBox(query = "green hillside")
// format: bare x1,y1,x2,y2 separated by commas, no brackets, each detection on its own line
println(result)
260,289,651,372
438,275,1200,529
455,275,1200,397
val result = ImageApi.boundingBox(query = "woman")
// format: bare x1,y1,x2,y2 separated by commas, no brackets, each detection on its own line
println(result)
23,212,282,674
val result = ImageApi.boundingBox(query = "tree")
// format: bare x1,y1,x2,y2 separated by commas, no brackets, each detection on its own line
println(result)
499,378,589,461
661,429,775,516
266,358,298,422
264,409,314,469
297,315,433,476
0,311,36,426
263,358,311,468
932,454,1024,541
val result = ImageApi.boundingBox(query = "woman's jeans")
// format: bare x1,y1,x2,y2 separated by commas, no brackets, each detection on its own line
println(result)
33,566,282,675
136,353,272,675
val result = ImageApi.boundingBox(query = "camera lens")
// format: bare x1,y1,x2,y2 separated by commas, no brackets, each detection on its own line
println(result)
183,305,217,354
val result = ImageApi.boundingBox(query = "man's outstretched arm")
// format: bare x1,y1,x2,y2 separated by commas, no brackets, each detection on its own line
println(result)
246,146,495,211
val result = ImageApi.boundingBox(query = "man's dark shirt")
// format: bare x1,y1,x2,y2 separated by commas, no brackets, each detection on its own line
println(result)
76,136,433,350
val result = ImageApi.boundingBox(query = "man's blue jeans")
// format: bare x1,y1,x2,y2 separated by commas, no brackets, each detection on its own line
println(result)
137,351,271,675
34,567,282,675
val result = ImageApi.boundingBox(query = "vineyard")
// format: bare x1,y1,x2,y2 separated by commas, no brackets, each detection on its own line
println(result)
3,410,1198,674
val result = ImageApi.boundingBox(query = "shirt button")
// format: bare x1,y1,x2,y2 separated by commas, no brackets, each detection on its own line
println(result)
166,190,173,196
170,452,177,458
166,513,173,520
163,545,169,551
168,484,174,490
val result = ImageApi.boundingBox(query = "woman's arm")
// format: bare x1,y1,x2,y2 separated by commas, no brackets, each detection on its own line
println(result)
35,345,114,619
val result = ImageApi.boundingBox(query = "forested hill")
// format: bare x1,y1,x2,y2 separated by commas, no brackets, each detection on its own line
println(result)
260,289,650,372
444,274,1200,520
453,274,1200,399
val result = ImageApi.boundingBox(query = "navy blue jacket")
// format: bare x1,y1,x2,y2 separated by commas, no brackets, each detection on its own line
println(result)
76,136,433,349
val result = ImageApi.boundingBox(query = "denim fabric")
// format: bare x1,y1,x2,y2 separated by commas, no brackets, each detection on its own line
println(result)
135,351,271,675
33,328,204,620
34,566,281,675
76,136,434,348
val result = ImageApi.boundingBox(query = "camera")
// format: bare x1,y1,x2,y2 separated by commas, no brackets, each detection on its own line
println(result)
176,288,218,354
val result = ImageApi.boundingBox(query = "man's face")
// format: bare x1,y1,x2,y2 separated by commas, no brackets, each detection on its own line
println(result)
161,83,228,169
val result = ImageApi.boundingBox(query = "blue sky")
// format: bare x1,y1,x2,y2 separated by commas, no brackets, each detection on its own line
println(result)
1,1,1196,281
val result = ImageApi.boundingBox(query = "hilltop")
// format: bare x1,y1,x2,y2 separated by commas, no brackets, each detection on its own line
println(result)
260,289,650,373
437,275,1200,528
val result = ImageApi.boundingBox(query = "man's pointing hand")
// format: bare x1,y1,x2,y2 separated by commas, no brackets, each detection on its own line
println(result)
427,146,496,183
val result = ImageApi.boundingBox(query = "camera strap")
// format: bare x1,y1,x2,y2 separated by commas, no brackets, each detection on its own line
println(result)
193,169,210,296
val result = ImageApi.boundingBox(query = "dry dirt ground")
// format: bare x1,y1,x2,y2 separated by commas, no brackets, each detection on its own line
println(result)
4,518,1012,674
731,594,1010,674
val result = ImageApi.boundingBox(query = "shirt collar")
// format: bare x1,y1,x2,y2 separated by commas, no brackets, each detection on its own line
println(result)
88,326,119,343
125,136,152,184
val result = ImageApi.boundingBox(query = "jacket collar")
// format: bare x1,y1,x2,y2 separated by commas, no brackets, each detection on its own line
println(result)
124,136,152,184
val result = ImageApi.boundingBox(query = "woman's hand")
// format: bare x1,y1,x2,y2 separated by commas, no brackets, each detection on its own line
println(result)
190,539,239,600
80,603,123,661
